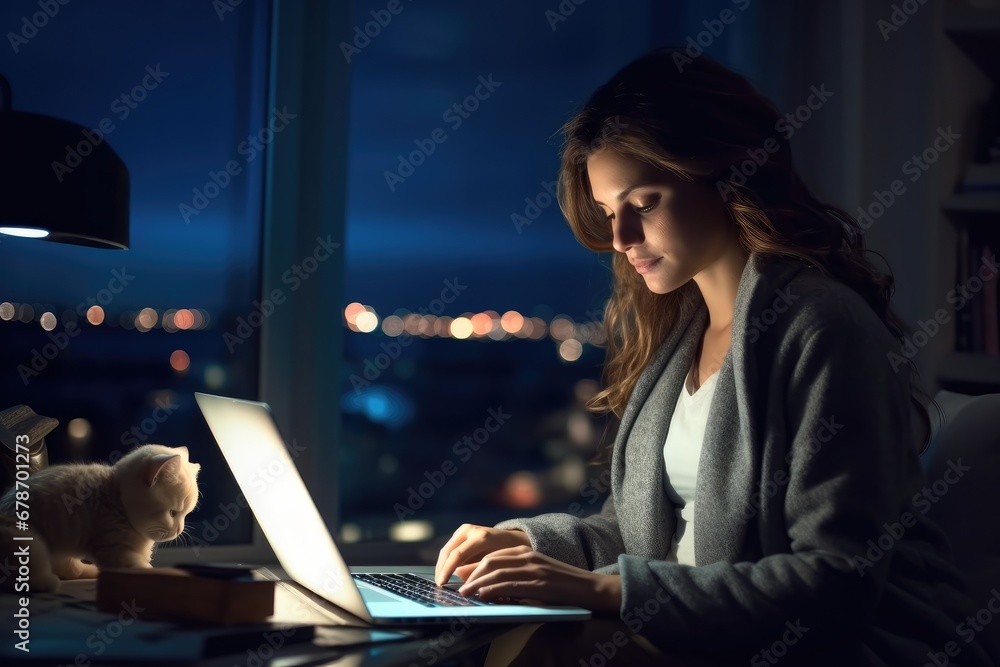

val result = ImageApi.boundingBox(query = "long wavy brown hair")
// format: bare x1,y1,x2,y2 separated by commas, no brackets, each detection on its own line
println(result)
557,46,938,460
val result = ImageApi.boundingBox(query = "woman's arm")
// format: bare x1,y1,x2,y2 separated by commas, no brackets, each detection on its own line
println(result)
435,494,625,585
494,492,626,572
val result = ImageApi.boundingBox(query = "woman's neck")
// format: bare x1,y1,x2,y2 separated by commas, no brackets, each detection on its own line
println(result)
692,243,749,333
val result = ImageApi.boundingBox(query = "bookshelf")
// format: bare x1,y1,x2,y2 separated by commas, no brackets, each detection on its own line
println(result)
938,3,1000,393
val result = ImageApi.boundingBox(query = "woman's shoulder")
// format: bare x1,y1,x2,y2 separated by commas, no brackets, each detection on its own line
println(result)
746,254,898,352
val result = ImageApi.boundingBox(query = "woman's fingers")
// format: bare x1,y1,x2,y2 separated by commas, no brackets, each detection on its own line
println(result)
435,524,491,584
434,524,473,583
453,561,480,581
434,525,534,585
461,567,545,601
458,546,536,592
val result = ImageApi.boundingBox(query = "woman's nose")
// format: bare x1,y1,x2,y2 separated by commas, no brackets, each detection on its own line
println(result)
611,212,643,253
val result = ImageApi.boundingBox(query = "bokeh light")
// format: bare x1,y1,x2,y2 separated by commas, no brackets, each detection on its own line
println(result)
174,308,194,330
450,316,473,339
501,471,542,509
433,316,453,337
170,349,191,372
470,312,493,336
67,418,92,445
381,315,404,336
67,418,91,440
558,338,583,362
549,315,575,341
389,520,433,542
138,307,158,329
500,310,523,334
355,310,378,333
39,312,57,331
204,363,227,389
529,317,547,340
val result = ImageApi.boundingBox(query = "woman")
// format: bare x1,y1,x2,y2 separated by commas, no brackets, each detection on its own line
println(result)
435,47,997,666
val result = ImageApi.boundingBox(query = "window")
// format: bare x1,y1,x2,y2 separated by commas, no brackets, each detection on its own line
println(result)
0,0,272,551
339,0,673,542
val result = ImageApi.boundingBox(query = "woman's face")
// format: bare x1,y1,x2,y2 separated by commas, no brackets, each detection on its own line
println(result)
586,148,735,294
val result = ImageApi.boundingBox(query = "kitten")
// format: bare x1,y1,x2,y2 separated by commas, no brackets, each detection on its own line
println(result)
0,444,200,593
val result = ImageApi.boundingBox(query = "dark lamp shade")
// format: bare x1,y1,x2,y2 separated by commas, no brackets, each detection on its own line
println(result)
0,110,129,249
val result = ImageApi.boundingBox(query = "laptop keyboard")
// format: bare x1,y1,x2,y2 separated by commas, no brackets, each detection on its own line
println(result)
353,573,490,608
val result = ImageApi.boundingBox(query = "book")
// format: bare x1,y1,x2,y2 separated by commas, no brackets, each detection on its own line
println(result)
984,244,999,356
96,567,275,625
961,162,1000,193
957,227,972,352
971,239,983,353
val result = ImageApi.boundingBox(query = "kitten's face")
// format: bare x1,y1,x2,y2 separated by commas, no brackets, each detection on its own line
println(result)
119,445,200,542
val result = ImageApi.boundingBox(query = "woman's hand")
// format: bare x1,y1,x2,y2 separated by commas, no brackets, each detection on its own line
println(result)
456,545,623,613
435,524,531,585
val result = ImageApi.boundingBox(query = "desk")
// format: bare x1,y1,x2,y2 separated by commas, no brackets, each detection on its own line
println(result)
0,566,523,667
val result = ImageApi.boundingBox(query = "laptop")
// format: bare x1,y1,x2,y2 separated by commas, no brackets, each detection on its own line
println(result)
193,392,592,625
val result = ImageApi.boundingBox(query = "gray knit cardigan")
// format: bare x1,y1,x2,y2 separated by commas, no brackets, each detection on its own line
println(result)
496,252,996,666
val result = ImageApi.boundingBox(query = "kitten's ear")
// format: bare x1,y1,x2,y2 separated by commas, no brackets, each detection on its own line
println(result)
144,454,181,487
176,446,189,457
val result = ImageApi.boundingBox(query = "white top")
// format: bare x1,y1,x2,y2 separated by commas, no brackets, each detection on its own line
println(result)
662,363,720,566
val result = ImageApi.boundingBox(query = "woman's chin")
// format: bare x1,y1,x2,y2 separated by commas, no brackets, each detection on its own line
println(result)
641,274,684,295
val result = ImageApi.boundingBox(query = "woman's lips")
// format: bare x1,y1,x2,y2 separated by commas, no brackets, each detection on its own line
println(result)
632,257,662,274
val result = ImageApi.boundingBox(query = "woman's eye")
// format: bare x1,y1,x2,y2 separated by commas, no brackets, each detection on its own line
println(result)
633,200,657,214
